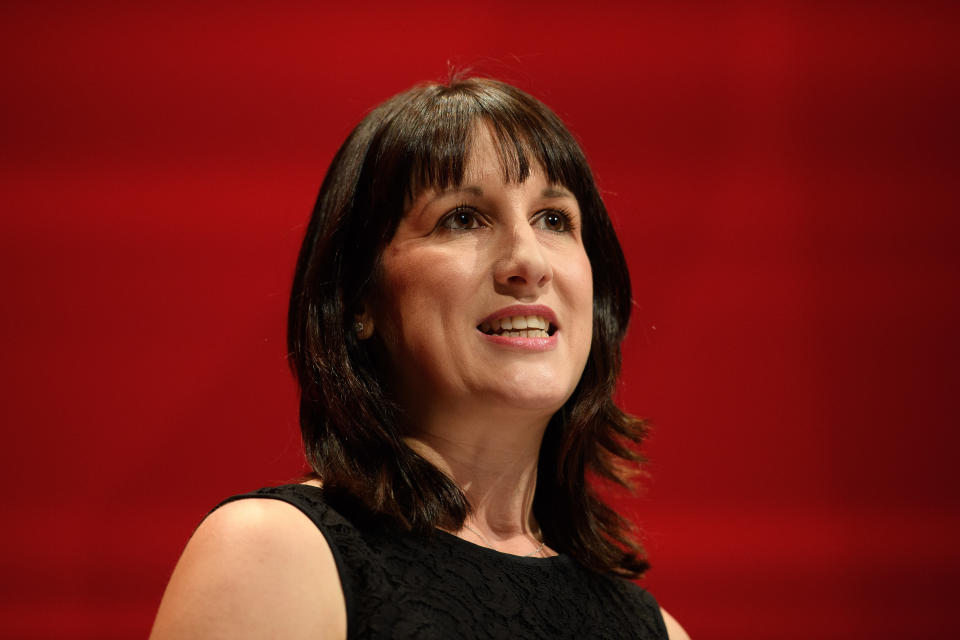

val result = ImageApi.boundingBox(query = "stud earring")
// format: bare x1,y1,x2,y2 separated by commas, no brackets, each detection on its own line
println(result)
354,315,373,340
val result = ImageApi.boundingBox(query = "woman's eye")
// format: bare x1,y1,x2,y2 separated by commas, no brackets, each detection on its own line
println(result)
535,210,571,232
440,208,482,230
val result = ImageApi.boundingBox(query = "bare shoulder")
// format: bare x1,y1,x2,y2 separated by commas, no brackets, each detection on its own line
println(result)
660,607,691,640
150,498,347,640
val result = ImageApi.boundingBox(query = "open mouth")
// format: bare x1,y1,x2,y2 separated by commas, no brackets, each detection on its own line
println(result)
478,315,557,338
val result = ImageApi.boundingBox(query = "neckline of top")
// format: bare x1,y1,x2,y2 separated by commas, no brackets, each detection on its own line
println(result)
292,482,570,565
433,528,571,565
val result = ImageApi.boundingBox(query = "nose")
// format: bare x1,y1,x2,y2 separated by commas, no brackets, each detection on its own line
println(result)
493,223,553,298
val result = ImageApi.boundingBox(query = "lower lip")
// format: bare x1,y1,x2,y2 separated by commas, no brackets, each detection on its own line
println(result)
478,331,559,351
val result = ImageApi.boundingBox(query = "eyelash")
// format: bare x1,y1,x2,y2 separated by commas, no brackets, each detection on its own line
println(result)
533,207,575,233
439,205,576,233
440,205,485,231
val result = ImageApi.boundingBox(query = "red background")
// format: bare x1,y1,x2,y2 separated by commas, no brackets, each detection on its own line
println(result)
2,2,958,638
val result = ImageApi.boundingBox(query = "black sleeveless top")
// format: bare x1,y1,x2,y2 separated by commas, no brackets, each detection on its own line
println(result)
217,484,668,640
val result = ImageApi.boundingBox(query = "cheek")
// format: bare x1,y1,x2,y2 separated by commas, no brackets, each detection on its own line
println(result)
564,253,594,311
374,263,424,353
565,254,595,353
374,248,473,352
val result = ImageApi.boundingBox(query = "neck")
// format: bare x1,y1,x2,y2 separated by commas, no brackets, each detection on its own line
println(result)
403,402,550,550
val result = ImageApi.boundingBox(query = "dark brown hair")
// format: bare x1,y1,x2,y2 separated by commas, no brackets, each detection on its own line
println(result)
288,77,649,577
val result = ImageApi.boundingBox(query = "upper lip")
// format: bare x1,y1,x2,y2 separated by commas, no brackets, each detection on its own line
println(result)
477,304,559,330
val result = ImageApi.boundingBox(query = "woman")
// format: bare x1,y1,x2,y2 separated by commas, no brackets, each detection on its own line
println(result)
151,77,689,639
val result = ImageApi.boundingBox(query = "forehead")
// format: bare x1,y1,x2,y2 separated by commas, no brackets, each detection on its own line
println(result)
406,123,566,205
463,124,540,182
407,137,577,217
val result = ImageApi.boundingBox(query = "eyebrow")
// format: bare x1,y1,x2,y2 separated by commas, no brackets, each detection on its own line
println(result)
541,186,574,198
435,185,485,196
434,185,574,198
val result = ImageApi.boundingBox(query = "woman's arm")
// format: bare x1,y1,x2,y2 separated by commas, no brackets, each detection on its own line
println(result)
150,498,347,640
660,607,691,640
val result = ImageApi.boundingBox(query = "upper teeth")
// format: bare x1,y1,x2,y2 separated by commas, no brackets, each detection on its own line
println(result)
479,315,552,335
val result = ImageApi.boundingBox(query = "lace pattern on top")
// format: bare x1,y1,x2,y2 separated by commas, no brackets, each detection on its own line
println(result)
216,484,668,640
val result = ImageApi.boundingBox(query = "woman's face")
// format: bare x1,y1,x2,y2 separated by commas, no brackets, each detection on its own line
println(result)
369,126,594,428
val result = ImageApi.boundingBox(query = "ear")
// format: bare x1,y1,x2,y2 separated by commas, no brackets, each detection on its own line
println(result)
353,310,374,340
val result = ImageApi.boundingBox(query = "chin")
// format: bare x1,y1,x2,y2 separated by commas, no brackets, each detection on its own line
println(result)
488,387,572,415
478,369,579,415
